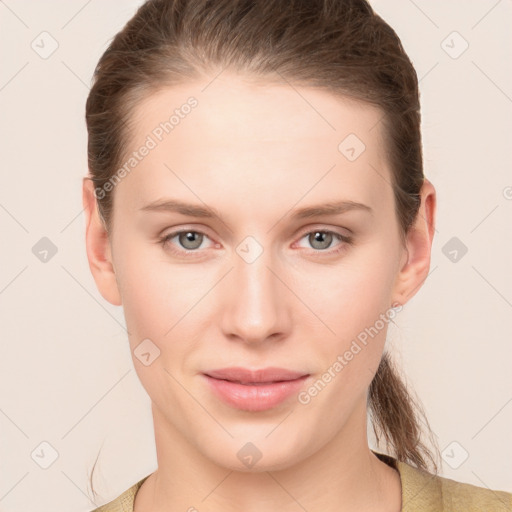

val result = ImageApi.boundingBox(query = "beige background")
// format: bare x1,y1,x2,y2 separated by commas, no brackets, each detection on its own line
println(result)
0,0,511,510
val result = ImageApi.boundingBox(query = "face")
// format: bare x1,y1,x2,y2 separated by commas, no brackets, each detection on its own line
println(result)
84,73,433,472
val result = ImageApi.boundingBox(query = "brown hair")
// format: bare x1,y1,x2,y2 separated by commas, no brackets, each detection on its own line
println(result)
86,0,440,500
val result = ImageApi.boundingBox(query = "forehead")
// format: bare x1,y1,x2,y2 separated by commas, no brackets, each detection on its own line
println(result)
115,73,392,217
131,73,385,148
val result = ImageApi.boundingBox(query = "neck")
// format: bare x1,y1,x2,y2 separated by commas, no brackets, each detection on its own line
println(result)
134,401,402,512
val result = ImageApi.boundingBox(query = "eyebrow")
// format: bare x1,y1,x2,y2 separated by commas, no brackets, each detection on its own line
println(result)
139,198,373,220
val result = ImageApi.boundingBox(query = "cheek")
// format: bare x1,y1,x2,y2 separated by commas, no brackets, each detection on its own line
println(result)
113,245,204,400
302,240,399,388
113,236,206,337
308,242,399,336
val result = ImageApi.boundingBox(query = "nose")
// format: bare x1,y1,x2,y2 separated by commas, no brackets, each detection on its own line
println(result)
219,243,292,345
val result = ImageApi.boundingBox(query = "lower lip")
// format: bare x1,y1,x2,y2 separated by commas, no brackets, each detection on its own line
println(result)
203,374,309,412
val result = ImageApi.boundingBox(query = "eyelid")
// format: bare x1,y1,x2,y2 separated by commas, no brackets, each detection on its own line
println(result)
294,223,352,239
292,226,352,252
159,224,353,255
159,226,217,255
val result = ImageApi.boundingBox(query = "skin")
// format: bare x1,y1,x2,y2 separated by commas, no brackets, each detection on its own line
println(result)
83,72,436,512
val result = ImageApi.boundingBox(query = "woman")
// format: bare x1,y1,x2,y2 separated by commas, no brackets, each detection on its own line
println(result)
83,0,512,510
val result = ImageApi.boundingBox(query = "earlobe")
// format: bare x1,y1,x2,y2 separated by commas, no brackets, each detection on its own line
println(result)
82,177,122,306
391,178,437,306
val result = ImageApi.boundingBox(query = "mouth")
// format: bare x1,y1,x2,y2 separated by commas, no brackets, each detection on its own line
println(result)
202,367,310,412
204,366,309,383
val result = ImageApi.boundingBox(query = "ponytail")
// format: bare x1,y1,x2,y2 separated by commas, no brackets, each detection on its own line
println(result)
369,352,440,473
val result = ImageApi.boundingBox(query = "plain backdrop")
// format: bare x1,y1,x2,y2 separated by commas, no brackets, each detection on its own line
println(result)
0,1,511,510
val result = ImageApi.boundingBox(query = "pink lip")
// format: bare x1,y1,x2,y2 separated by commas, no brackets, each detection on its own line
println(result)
203,367,310,412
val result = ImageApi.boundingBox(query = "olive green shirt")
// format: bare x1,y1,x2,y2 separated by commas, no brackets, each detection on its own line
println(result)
91,451,512,511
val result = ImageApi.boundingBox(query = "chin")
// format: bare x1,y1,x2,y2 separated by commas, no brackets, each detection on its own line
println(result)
200,435,308,473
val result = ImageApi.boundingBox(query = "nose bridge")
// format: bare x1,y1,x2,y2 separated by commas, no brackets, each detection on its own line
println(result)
220,237,289,343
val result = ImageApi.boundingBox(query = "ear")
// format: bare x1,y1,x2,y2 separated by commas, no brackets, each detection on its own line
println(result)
82,177,122,306
391,178,436,306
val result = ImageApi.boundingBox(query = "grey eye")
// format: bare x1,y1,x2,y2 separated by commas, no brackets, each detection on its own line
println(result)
308,231,333,250
178,231,204,250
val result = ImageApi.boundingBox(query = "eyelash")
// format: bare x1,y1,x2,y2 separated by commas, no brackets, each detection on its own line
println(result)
158,227,353,258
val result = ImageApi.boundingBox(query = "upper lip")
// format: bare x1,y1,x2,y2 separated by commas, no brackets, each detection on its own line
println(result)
204,367,309,383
